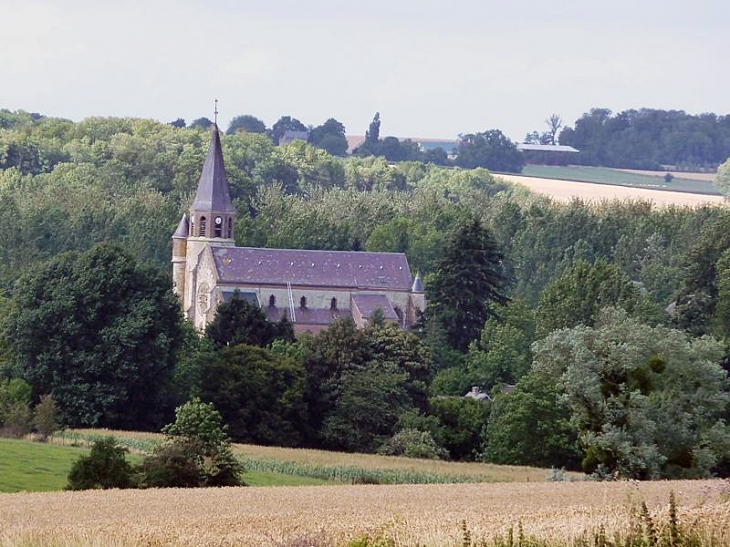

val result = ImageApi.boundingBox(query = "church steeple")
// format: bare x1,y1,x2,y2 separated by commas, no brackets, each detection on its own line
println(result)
189,125,235,240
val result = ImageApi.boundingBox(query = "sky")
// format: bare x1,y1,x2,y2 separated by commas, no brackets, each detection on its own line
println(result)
2,0,728,142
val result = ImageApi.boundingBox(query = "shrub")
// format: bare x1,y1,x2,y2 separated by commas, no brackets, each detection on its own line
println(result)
66,437,134,490
141,398,243,487
377,429,448,460
33,394,60,440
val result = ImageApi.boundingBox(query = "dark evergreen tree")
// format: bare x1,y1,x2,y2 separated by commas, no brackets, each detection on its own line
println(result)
426,219,509,353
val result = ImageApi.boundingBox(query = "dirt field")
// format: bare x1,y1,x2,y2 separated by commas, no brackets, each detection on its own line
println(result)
500,174,726,206
1,480,728,546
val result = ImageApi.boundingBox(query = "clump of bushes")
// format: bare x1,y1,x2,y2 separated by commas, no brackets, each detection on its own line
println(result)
377,429,448,460
66,398,243,490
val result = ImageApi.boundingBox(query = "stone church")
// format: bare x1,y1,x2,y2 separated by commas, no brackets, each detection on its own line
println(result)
172,127,426,333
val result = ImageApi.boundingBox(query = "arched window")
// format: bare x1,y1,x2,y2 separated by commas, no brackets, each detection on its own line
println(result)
227,217,233,239
300,296,307,308
269,294,276,307
214,216,223,238
330,297,337,310
199,216,207,237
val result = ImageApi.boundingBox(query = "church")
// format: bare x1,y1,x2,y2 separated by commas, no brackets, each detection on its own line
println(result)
172,127,426,333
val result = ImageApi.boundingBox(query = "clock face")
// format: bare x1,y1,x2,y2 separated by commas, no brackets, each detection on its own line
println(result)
215,216,222,225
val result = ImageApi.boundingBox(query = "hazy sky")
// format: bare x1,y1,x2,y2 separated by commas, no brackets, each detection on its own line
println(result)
2,0,728,141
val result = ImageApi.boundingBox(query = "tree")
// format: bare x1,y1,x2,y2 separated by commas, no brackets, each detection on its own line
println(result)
147,398,243,487
189,117,213,130
270,116,307,145
309,118,348,156
365,322,432,412
714,156,730,197
455,130,524,173
226,114,267,135
67,437,134,490
466,299,536,388
484,370,581,469
377,428,447,459
545,114,563,145
5,243,183,429
366,112,380,144
33,394,60,439
535,259,657,337
534,308,730,479
428,396,491,461
205,291,294,349
199,344,308,446
168,118,186,129
426,219,509,353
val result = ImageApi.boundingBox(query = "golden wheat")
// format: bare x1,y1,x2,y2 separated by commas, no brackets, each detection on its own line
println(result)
1,480,728,546
65,429,556,482
497,174,726,206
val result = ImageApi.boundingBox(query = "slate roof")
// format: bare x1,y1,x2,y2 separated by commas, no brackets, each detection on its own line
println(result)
351,293,399,320
211,246,413,290
411,272,424,293
266,305,352,325
173,213,189,238
191,126,235,214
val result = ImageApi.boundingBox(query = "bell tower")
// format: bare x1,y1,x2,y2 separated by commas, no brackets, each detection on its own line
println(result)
177,124,237,321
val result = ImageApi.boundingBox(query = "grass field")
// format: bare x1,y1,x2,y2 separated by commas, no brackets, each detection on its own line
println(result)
520,165,720,194
65,429,557,484
1,480,728,546
0,438,89,493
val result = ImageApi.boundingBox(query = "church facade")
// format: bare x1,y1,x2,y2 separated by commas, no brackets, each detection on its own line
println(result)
172,127,425,333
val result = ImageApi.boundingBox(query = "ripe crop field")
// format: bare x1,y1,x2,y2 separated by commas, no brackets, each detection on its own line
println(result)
1,480,728,546
499,173,726,206
64,429,556,484
520,165,719,194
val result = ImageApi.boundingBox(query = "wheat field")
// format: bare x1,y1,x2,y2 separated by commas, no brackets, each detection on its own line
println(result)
498,174,726,206
1,480,728,546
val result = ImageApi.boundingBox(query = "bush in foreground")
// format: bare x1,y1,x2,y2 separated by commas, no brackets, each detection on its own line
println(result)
66,437,134,490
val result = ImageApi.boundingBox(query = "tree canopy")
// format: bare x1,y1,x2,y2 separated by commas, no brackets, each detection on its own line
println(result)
5,243,183,429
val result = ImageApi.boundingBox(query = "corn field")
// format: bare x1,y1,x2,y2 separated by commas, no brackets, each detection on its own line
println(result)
1,479,728,546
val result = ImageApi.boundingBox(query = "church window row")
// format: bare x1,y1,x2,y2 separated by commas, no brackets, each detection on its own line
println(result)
268,294,338,310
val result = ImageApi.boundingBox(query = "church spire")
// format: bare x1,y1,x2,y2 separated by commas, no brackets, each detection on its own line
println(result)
191,126,235,215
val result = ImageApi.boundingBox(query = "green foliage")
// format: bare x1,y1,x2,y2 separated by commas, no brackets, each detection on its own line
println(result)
377,428,448,460
466,299,535,388
484,370,582,469
427,218,509,353
0,378,32,437
33,394,60,439
6,243,183,429
714,156,730,196
561,107,730,169
66,437,134,490
205,290,294,349
309,118,348,156
454,130,524,173
200,344,308,446
428,397,491,461
154,398,243,487
226,114,267,135
534,307,730,478
536,259,659,337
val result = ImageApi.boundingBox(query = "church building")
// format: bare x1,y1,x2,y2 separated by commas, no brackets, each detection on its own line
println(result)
172,127,426,333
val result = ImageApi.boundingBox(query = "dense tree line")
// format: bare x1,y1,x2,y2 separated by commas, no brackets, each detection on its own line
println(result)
558,107,730,170
1,109,729,479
